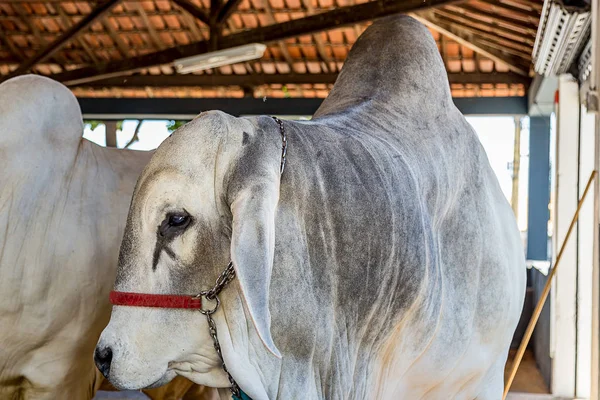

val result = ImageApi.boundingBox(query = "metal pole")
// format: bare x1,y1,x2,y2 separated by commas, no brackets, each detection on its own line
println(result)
512,116,522,218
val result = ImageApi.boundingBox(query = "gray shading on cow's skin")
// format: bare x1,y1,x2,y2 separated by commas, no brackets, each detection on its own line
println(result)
100,15,526,400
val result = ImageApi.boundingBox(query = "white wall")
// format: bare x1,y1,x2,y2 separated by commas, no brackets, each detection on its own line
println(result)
551,74,580,397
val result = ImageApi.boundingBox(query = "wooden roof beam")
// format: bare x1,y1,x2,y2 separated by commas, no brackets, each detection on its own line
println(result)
260,0,297,74
67,72,530,87
434,8,536,40
432,12,534,50
475,0,540,24
217,0,244,23
172,0,210,26
412,13,530,76
301,0,334,73
448,4,538,34
133,2,166,50
55,4,99,64
101,17,130,58
13,3,69,69
0,25,26,62
3,0,122,80
52,0,463,85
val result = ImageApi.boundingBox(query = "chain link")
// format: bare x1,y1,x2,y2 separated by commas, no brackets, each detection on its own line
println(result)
201,261,236,302
198,119,286,399
272,116,287,175
205,307,242,398
196,261,241,397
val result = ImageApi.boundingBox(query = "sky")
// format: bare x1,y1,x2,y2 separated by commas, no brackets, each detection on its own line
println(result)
83,116,530,231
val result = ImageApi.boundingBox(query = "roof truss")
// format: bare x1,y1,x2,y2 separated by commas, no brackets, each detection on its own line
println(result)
50,0,463,85
413,13,530,76
171,0,210,26
2,0,122,81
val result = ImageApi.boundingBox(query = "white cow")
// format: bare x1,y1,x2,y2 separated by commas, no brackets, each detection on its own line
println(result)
0,75,215,400
97,16,526,400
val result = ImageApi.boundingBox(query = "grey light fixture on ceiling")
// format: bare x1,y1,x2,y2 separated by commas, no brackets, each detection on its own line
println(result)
173,43,267,74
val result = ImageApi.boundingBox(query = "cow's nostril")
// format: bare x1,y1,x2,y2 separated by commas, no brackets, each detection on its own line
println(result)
94,346,113,379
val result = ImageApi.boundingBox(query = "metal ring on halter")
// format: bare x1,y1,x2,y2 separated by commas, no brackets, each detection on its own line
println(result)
195,292,220,315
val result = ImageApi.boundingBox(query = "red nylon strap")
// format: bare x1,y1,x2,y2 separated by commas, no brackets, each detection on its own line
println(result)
110,291,202,309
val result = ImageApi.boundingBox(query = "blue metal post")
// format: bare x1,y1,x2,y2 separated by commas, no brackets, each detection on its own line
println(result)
527,116,552,261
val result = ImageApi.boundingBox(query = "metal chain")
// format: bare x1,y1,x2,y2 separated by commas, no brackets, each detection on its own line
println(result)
202,261,236,301
196,261,241,398
197,119,287,399
204,307,242,398
272,116,287,175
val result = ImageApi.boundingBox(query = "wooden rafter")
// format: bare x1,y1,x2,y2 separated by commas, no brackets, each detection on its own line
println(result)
413,13,530,76
209,0,222,49
0,24,26,61
172,0,210,26
345,0,365,44
224,16,255,75
510,0,543,12
101,17,129,58
51,0,462,85
472,36,531,59
433,13,534,50
475,0,540,23
69,71,530,87
133,2,166,50
301,0,333,73
13,3,67,68
258,0,295,74
55,4,99,64
260,0,295,73
4,0,122,80
180,12,204,41
474,47,481,73
216,0,243,23
434,8,536,41
448,4,538,34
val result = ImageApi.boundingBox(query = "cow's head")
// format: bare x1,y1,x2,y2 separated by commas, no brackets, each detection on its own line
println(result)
95,111,282,396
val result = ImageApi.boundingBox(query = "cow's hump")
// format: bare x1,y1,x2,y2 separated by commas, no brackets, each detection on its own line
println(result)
0,75,83,150
314,15,453,120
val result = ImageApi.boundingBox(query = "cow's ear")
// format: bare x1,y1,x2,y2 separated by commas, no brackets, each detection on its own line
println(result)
230,181,282,358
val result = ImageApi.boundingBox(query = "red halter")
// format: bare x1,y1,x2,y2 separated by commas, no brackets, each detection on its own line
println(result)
109,291,202,309
108,261,236,311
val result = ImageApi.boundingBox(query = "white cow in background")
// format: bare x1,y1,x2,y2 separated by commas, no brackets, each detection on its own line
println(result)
0,75,215,400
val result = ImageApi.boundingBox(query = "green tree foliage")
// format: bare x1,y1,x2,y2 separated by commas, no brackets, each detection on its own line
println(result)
84,120,103,131
167,120,187,133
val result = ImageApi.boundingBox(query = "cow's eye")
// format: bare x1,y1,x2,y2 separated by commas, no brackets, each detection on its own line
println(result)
159,212,191,237
169,214,188,227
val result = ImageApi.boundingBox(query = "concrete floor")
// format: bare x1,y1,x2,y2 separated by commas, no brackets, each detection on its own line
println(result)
504,348,550,394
